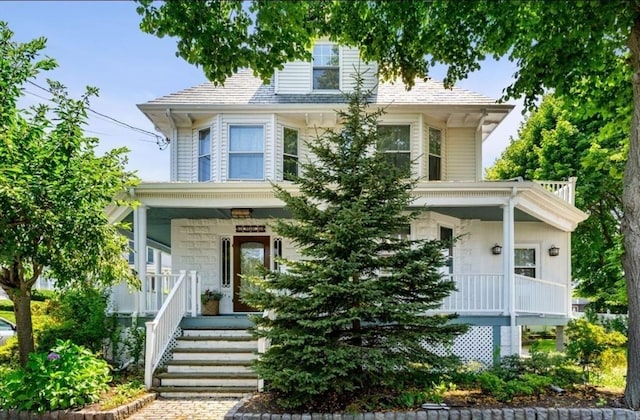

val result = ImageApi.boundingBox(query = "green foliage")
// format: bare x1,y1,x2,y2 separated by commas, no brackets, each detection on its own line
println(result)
476,371,552,402
0,340,110,413
98,380,145,410
486,92,627,313
36,287,110,353
0,21,138,366
241,75,465,409
565,318,627,383
125,317,146,369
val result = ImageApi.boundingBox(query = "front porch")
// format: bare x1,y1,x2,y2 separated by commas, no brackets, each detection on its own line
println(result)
113,271,569,319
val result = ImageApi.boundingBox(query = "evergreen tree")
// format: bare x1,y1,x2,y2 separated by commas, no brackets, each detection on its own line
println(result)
242,75,467,409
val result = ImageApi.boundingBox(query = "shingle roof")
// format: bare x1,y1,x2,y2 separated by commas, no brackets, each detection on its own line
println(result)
142,69,498,107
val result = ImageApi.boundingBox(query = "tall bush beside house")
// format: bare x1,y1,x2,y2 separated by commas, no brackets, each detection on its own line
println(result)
242,75,466,410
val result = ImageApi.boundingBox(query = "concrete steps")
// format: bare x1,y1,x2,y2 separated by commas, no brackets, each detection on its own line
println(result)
154,324,259,398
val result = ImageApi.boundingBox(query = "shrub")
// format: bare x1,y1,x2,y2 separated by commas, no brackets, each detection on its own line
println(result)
0,340,111,412
37,287,110,353
476,371,551,402
566,318,627,383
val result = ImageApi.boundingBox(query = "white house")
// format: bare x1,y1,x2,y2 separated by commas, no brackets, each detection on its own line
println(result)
108,43,588,394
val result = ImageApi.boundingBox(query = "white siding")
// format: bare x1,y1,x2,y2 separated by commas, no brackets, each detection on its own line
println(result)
175,127,195,182
275,61,312,94
340,47,378,93
275,45,378,94
446,128,477,181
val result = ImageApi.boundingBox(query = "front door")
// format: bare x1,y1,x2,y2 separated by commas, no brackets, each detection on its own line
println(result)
233,236,270,312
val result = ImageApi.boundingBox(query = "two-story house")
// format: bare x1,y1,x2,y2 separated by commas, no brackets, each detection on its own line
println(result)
109,43,587,395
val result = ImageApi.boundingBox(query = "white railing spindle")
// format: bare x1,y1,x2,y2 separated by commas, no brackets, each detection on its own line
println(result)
144,270,188,390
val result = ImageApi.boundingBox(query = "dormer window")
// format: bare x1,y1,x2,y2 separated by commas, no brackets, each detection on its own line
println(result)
313,44,339,90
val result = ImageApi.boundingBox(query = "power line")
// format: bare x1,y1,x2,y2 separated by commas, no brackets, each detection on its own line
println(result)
25,80,171,150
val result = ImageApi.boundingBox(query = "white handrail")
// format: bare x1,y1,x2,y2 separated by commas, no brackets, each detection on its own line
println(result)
144,270,188,390
515,274,567,315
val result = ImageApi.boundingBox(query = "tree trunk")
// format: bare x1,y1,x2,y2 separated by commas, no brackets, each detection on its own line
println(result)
623,14,640,410
12,288,34,367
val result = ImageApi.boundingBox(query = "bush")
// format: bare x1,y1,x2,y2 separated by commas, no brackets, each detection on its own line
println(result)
37,287,110,353
476,371,552,402
0,340,111,412
566,318,627,383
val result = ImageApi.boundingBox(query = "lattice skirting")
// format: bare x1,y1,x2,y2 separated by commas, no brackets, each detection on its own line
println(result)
421,326,495,367
157,326,182,369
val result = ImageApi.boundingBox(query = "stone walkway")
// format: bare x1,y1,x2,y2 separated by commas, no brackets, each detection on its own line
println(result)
127,397,240,420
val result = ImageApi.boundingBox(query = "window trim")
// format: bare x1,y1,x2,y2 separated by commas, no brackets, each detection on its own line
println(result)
282,126,299,181
228,124,265,180
312,43,340,91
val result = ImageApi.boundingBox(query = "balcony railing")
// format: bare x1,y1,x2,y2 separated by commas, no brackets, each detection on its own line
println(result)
535,177,577,205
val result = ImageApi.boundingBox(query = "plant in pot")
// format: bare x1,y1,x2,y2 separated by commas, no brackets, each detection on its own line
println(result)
201,289,223,316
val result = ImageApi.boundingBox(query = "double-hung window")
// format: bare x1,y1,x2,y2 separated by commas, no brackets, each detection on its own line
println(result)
429,127,442,181
377,125,411,176
283,127,299,181
313,44,340,90
229,125,264,180
198,128,211,182
515,248,537,278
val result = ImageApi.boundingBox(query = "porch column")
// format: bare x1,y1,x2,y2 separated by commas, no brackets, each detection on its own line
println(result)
503,191,518,355
134,205,148,314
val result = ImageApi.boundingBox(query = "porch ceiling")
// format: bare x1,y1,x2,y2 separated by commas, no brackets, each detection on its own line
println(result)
124,205,538,251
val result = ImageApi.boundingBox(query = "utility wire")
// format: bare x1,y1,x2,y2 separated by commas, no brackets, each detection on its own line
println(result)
25,80,170,150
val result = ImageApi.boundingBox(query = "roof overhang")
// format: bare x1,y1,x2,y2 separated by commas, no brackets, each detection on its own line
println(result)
112,180,588,249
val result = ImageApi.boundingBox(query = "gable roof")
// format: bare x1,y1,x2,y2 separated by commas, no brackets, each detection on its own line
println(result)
141,69,500,107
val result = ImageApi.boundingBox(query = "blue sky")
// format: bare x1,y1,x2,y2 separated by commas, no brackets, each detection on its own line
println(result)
2,1,524,181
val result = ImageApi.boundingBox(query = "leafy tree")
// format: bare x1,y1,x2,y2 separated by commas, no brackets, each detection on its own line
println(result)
486,92,627,313
241,75,466,409
135,0,640,407
0,22,138,367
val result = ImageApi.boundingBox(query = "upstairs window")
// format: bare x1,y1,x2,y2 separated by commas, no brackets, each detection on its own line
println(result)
283,127,299,181
378,125,411,176
428,127,442,181
313,44,339,90
198,128,211,182
229,125,264,180
515,248,536,278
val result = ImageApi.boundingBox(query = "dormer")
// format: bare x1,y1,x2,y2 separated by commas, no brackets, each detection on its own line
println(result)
274,42,378,94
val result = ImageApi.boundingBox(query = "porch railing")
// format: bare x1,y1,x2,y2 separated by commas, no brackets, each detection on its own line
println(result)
437,274,568,316
535,177,577,205
144,270,199,390
143,273,182,313
441,274,504,313
515,274,567,316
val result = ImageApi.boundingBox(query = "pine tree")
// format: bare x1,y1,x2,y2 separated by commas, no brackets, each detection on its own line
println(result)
242,74,467,409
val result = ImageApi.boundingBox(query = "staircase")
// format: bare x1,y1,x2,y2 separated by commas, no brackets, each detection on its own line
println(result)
153,316,259,398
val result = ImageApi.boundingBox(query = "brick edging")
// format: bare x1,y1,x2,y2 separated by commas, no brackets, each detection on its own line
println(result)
0,392,156,420
225,405,640,420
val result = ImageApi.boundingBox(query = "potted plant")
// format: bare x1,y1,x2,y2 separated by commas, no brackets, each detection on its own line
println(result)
201,289,223,316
